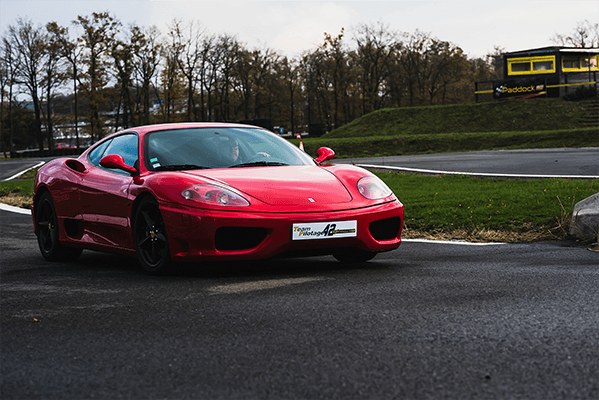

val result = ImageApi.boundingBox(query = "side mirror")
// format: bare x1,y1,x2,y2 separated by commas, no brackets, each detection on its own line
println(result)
100,154,137,175
315,147,335,164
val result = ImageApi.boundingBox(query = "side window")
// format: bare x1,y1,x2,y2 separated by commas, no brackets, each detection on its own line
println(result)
88,139,112,166
103,134,139,168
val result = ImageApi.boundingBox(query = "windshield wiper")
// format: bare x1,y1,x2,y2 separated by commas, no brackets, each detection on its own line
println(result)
154,164,209,171
230,161,289,168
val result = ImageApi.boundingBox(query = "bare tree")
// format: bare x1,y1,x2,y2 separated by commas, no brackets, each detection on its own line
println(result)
8,18,45,153
170,20,206,121
159,31,186,123
131,25,162,125
487,46,504,80
354,23,397,113
300,48,332,131
232,47,255,120
197,34,215,121
423,39,467,105
551,20,599,48
74,12,120,142
321,28,350,128
0,48,6,156
276,56,301,132
206,34,237,121
0,36,20,157
46,22,84,148
396,30,430,106
205,35,227,121
111,38,135,129
234,47,279,121
42,22,68,150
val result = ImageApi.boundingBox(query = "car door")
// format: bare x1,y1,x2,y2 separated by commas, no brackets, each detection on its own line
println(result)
79,133,139,249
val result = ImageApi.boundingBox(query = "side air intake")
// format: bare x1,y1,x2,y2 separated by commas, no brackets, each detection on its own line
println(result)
369,217,401,241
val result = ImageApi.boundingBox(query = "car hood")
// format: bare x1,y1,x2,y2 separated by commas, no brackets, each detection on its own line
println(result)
187,166,353,206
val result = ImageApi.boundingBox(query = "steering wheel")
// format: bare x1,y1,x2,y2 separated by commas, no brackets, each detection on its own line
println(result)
245,152,271,162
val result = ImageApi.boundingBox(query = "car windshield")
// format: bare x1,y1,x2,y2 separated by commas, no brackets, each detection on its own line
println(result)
144,127,315,171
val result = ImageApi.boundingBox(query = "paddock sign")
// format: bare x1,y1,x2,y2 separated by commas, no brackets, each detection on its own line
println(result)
494,79,546,99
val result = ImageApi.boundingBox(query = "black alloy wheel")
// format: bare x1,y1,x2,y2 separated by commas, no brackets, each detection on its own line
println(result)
134,196,171,274
36,191,82,261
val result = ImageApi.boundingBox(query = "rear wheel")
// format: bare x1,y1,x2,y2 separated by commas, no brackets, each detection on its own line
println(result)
36,191,82,261
333,248,377,263
134,196,171,275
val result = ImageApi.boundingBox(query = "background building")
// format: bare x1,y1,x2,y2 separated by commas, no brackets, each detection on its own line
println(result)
476,47,599,101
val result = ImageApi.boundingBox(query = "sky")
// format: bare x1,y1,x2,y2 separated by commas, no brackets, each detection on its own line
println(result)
0,0,598,59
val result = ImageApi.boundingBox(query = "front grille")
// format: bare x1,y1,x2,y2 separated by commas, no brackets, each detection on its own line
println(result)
369,217,401,241
214,227,268,251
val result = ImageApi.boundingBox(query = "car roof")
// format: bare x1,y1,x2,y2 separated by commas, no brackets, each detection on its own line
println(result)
119,122,260,136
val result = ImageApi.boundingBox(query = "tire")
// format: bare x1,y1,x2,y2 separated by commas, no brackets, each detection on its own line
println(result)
333,248,378,263
35,191,83,262
134,196,171,275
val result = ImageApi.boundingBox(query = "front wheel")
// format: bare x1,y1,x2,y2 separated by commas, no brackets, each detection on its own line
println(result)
36,191,83,262
134,196,171,275
333,248,378,263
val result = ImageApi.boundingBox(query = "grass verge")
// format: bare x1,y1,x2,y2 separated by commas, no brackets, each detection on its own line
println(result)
0,167,38,208
0,179,34,208
377,171,597,242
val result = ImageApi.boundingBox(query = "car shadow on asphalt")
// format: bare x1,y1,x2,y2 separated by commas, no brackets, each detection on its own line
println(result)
62,250,393,279
3,249,396,281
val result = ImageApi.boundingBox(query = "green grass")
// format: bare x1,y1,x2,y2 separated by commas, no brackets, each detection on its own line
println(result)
0,168,37,208
0,179,34,198
0,166,38,198
377,171,597,240
17,167,39,180
325,99,590,139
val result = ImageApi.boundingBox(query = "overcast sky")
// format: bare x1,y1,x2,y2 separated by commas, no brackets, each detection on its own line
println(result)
1,0,597,59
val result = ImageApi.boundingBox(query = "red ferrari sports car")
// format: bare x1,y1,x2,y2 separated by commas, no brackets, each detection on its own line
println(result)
32,123,404,274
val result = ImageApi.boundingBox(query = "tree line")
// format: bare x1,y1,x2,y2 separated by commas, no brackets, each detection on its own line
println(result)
0,13,594,154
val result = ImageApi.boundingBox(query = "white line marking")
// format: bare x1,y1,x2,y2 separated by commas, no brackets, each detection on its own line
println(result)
357,164,599,179
0,202,31,215
3,161,45,181
403,238,505,246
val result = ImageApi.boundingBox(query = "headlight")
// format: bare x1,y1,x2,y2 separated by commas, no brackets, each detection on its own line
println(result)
181,184,250,206
357,176,394,200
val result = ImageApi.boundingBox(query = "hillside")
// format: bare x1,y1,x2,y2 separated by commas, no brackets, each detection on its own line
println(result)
293,98,598,158
323,98,595,139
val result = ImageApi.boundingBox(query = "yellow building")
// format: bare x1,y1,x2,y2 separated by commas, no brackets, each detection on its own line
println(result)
476,46,598,100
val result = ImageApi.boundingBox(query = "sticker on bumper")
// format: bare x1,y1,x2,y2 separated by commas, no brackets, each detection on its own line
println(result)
292,220,357,241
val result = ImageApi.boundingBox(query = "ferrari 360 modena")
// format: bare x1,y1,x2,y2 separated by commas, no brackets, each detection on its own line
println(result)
32,123,404,274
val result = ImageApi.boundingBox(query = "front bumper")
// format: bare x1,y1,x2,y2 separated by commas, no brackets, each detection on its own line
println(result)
160,200,404,262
